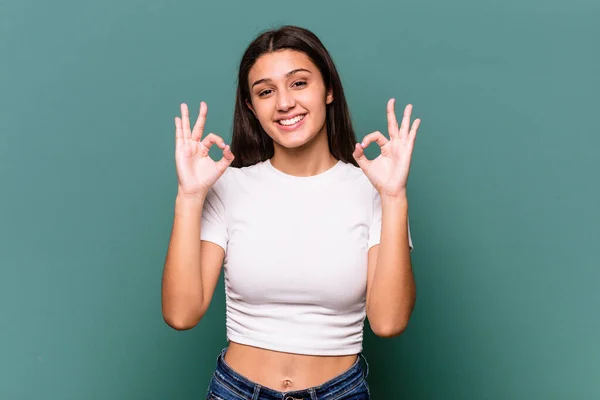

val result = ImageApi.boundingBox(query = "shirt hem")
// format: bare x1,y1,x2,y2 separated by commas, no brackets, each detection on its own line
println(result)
226,333,363,356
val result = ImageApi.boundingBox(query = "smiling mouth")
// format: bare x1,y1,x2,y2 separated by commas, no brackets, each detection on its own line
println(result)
276,114,306,126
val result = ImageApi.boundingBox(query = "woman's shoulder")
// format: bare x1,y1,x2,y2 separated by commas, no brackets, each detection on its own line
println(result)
211,161,268,192
223,161,268,180
337,161,373,187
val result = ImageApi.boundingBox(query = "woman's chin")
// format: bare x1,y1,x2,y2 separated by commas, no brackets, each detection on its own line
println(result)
275,138,310,149
272,131,315,149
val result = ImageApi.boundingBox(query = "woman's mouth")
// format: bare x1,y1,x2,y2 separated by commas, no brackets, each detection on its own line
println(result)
276,114,307,131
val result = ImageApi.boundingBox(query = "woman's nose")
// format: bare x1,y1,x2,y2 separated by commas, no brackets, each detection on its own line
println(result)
276,89,296,111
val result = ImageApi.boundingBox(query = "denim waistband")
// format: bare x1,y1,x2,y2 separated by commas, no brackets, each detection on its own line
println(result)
211,347,369,400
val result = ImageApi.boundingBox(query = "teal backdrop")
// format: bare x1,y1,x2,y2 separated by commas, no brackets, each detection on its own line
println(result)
1,0,598,398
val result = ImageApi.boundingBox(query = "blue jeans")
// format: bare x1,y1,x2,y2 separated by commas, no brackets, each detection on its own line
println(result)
206,347,371,400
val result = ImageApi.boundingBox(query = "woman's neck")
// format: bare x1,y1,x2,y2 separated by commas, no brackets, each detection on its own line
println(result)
269,128,338,177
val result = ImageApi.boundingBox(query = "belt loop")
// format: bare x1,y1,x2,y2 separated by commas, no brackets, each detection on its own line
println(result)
360,353,370,379
251,385,261,400
218,347,225,360
309,388,318,400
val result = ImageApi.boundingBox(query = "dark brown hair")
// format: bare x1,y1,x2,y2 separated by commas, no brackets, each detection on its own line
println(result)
230,25,358,168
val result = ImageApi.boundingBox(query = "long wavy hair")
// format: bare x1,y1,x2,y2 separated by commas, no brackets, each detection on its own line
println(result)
230,25,358,168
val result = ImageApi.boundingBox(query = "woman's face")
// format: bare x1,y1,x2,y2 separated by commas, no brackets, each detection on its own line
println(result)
246,49,333,150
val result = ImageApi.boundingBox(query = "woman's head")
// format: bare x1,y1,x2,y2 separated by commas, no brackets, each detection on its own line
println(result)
230,25,357,168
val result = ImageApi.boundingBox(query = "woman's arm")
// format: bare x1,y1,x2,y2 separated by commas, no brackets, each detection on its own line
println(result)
365,193,415,338
161,194,225,330
353,99,421,338
163,103,232,330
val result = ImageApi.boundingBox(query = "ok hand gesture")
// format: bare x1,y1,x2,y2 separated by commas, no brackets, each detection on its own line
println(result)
353,99,421,199
174,102,234,197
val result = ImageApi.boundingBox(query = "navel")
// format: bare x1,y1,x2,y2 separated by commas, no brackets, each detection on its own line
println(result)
282,379,293,389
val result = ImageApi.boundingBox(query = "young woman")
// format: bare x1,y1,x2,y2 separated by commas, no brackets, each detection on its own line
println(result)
162,25,420,400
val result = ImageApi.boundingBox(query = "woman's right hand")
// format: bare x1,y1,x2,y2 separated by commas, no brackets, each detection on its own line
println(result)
174,102,234,198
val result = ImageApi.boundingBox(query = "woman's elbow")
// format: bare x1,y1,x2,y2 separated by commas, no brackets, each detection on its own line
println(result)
161,303,204,330
370,319,409,338
163,313,200,331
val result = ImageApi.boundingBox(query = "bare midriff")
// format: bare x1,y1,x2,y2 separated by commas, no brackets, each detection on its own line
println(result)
223,341,359,392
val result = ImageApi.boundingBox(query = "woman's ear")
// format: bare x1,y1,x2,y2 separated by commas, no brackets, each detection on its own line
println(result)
326,88,334,105
245,99,256,116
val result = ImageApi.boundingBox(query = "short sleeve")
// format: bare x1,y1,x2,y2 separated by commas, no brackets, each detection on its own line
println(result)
368,188,413,251
200,184,228,252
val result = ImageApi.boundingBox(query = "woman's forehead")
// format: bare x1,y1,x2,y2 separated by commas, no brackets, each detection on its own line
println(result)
249,50,316,82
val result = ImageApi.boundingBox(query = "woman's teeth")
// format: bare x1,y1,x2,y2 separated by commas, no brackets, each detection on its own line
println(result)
278,114,305,126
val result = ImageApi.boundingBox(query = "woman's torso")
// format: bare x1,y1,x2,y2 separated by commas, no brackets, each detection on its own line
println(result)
202,161,377,389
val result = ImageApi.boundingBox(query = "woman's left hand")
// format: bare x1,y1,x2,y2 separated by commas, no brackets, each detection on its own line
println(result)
353,99,421,199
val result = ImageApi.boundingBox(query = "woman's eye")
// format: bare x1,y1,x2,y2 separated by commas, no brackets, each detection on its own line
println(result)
257,81,305,97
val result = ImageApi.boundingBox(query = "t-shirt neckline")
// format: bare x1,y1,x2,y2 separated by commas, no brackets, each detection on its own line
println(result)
264,158,344,182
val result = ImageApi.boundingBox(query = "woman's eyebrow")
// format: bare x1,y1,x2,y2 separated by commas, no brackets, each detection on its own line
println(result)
251,68,312,88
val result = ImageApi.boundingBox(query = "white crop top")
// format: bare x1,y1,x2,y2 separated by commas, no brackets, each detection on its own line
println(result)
200,159,413,356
